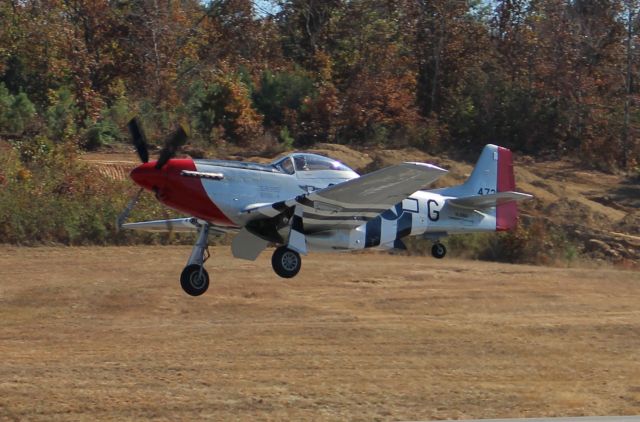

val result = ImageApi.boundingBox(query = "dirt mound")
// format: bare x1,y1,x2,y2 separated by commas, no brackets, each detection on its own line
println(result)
305,143,374,172
544,199,611,228
514,160,638,264
616,211,640,235
363,148,470,188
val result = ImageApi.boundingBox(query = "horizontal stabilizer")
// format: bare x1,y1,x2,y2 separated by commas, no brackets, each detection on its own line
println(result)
448,191,533,210
121,218,230,234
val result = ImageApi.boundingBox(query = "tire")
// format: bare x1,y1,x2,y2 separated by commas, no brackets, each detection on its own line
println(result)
271,246,302,279
431,243,447,259
180,264,210,296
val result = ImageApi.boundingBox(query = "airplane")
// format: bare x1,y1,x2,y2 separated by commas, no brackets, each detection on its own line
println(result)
117,118,533,296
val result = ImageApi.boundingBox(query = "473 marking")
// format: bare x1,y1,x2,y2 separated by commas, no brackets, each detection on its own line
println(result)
477,188,496,195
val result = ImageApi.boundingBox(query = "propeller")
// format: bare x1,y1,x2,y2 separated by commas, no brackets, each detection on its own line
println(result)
156,125,189,169
116,187,143,231
127,117,150,164
116,117,189,231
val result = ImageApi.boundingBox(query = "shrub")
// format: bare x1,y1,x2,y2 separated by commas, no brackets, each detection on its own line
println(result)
405,217,581,266
252,69,317,127
45,86,78,142
0,140,183,245
278,126,294,150
187,75,263,146
83,118,120,150
0,83,36,135
82,95,131,150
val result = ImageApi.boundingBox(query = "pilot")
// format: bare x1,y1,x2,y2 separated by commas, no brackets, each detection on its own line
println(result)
294,156,308,171
281,158,294,174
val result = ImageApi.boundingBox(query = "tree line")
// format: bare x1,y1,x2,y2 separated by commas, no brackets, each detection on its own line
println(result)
0,0,638,169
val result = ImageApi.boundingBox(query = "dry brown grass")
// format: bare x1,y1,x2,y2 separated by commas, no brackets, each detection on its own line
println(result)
1,246,639,421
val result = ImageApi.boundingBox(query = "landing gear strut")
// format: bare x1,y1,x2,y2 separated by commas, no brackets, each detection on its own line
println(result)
180,223,210,296
271,246,302,278
431,242,447,259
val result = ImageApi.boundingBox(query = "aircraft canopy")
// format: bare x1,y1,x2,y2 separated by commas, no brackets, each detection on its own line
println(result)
272,153,354,175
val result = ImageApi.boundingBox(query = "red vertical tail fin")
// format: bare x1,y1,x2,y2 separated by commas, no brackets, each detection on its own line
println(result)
496,146,518,231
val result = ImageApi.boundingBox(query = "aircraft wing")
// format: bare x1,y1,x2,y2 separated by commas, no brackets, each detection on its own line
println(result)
448,191,533,210
244,162,447,231
121,218,232,234
309,162,447,210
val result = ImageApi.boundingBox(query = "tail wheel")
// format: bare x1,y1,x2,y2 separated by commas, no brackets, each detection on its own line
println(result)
272,246,302,278
180,264,210,296
431,243,447,259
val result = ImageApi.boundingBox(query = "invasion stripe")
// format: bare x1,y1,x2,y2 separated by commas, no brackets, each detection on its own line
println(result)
291,212,304,232
365,216,382,248
301,214,373,222
293,200,387,215
272,201,289,212
302,222,363,230
397,211,412,238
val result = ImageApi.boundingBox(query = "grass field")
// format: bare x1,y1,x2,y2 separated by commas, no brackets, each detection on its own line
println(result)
1,246,639,421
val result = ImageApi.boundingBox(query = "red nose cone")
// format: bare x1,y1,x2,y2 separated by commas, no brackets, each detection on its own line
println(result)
130,162,165,191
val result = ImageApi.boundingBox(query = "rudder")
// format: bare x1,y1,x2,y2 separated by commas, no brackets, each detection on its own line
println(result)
495,146,518,231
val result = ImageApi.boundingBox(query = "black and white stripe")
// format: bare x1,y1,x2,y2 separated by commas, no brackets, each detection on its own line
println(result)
363,204,413,249
247,194,413,248
287,205,307,254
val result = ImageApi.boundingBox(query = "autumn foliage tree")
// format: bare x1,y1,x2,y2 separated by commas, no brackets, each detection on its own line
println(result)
0,0,637,168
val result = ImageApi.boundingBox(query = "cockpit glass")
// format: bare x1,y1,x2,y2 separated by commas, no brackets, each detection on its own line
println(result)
273,157,295,174
293,154,352,172
272,153,353,174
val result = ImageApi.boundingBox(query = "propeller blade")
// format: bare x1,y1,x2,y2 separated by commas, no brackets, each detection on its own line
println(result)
127,117,150,164
163,205,174,242
156,125,189,169
116,187,144,231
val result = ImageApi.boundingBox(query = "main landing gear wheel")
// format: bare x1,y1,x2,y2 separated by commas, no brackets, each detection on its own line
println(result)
181,222,211,296
431,243,447,259
180,264,210,296
272,246,302,279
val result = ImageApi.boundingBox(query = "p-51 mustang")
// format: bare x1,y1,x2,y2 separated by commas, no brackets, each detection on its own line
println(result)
118,118,532,296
